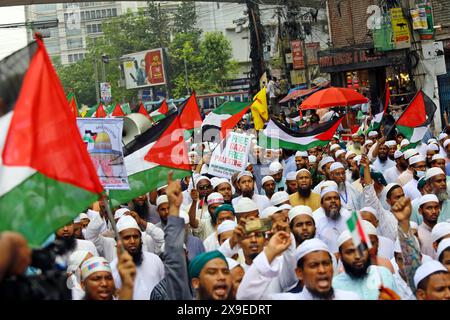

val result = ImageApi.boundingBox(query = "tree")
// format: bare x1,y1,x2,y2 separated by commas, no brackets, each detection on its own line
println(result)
172,2,201,35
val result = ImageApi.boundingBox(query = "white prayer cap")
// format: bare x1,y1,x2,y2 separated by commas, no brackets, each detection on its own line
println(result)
353,155,362,165
295,238,332,262
157,184,168,192
217,220,237,235
156,195,168,208
261,176,275,186
271,191,290,206
207,192,224,206
179,210,190,225
295,151,308,157
394,150,404,160
361,220,377,236
234,197,258,213
79,213,90,220
385,183,401,197
288,205,313,222
403,149,418,160
337,230,353,248
196,176,210,186
414,260,448,288
437,238,450,260
116,215,140,233
425,167,445,181
428,138,438,144
368,131,378,137
269,161,283,174
444,139,450,149
308,155,317,163
409,154,425,165
260,206,282,219
439,133,448,140
432,154,445,162
418,194,439,207
320,180,338,190
329,144,340,151
330,162,344,172
279,204,292,211
427,144,439,152
67,250,91,274
345,151,356,160
400,139,410,147
410,221,418,230
212,178,230,190
114,208,129,220
335,150,345,158
210,177,221,187
81,257,112,281
385,140,397,147
286,171,297,181
363,140,374,146
360,206,378,219
296,168,311,176
431,222,450,243
319,156,334,169
237,171,253,182
320,185,339,199
226,257,241,270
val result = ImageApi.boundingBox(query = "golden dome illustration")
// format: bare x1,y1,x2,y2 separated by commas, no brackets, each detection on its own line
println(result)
94,131,112,150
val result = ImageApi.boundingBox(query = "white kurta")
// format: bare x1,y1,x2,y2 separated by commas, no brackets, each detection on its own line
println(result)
403,179,421,200
203,231,220,252
372,157,396,173
314,209,351,253
111,251,165,300
384,166,403,184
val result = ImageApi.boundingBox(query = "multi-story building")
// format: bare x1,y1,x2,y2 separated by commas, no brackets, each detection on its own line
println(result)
24,1,148,65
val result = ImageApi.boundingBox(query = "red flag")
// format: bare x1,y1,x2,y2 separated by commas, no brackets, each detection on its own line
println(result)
95,103,107,118
68,94,79,117
138,103,152,121
112,103,125,116
179,92,202,130
384,82,390,113
2,36,103,194
158,99,169,114
144,116,191,170
220,105,250,139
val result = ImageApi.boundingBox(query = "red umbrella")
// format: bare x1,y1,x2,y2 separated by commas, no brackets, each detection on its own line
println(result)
300,87,368,110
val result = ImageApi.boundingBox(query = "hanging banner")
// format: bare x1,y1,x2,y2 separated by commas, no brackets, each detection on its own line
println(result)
291,40,305,69
417,3,435,40
390,8,411,49
305,42,321,65
422,41,447,76
122,48,166,89
411,7,428,30
77,118,130,190
208,132,251,179
100,82,111,103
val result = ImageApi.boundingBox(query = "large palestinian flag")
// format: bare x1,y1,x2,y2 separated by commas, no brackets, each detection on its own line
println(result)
396,90,437,149
260,116,344,151
108,112,191,207
201,101,250,142
0,38,103,246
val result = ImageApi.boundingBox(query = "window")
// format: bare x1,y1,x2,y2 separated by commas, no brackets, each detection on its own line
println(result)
67,38,83,49
87,24,102,34
87,25,92,33
35,4,56,12
107,9,112,17
96,10,101,19
68,54,73,63
112,8,117,17
81,12,85,21
85,11,90,20
101,9,106,18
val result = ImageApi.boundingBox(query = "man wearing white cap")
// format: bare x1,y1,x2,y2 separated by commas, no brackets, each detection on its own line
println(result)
270,191,290,207
67,250,94,300
425,143,439,168
424,167,450,223
203,204,236,252
396,149,419,186
432,222,450,254
289,205,316,247
111,215,165,299
289,169,321,211
269,161,286,192
384,150,408,184
232,171,270,212
329,162,362,212
430,154,450,196
213,178,233,204
347,134,362,156
414,260,450,300
385,140,398,161
333,230,398,300
285,171,298,195
313,156,335,193
314,185,351,253
344,151,357,183
402,154,427,200
417,194,441,257
437,238,450,271
368,131,378,142
261,176,276,200
55,221,99,257
294,151,309,171
237,237,359,300
371,140,396,173
334,149,346,167
155,195,169,230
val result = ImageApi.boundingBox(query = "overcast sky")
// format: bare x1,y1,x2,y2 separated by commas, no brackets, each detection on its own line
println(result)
0,6,28,60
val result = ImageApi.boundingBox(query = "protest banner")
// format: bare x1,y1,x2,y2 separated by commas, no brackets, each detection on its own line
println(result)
77,118,130,190
208,132,251,179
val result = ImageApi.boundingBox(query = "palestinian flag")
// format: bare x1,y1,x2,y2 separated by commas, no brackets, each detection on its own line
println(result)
396,90,436,149
178,92,203,140
366,83,390,134
0,38,103,246
138,102,152,121
149,99,169,122
121,103,132,115
67,92,79,117
201,101,250,142
346,211,372,255
260,116,344,151
108,113,191,207
111,103,125,117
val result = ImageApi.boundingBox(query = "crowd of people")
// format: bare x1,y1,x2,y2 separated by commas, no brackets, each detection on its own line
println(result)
1,112,450,301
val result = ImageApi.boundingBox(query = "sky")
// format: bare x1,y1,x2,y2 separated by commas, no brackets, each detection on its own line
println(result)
0,6,28,60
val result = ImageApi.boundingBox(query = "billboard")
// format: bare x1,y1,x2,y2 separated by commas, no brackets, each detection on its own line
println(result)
122,48,166,89
291,40,305,69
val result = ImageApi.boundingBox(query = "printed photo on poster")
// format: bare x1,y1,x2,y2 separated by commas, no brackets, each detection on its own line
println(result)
122,48,166,89
77,118,130,190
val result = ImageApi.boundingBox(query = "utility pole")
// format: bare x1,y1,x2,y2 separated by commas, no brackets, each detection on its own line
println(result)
301,30,311,88
184,56,190,95
93,59,100,104
246,0,265,95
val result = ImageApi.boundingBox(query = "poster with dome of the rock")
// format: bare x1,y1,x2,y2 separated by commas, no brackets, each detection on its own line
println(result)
77,118,130,190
